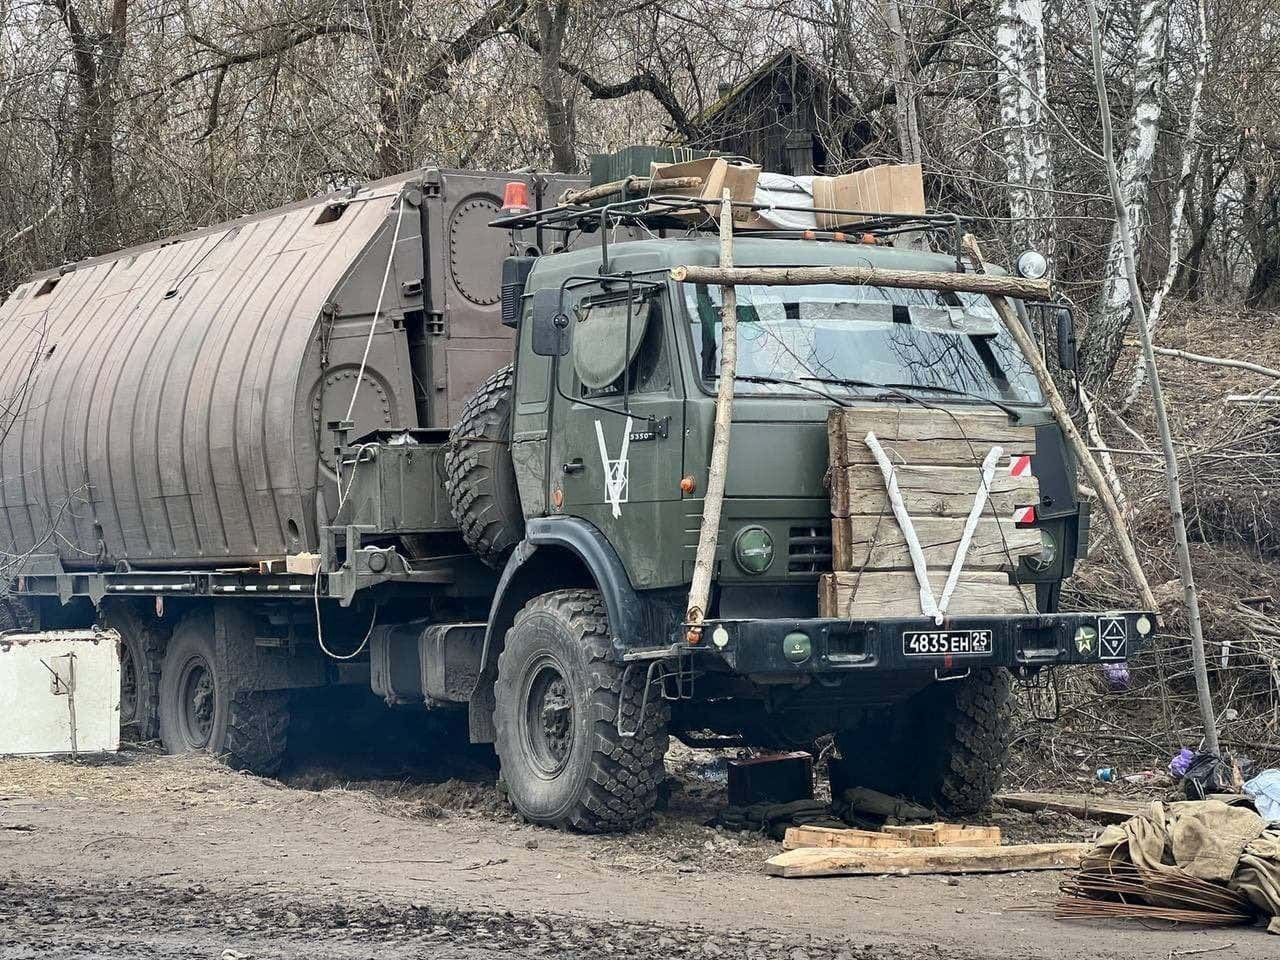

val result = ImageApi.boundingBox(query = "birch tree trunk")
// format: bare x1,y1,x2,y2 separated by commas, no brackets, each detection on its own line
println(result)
883,0,923,165
1120,0,1209,410
994,0,1056,266
1082,0,1172,386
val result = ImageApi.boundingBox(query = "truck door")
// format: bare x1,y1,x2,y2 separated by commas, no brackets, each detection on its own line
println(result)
547,285,685,590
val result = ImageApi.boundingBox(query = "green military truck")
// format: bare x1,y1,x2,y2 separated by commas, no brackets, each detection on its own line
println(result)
0,162,1152,832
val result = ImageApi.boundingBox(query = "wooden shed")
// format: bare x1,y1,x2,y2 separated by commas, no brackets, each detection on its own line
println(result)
686,48,864,176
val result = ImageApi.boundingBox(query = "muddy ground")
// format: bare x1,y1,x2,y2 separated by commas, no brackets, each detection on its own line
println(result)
0,708,1274,959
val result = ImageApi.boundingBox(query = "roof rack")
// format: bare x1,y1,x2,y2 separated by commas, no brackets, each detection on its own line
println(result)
490,194,967,273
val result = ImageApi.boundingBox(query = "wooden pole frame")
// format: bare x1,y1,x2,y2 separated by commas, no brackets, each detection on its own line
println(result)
670,264,1050,301
685,190,738,637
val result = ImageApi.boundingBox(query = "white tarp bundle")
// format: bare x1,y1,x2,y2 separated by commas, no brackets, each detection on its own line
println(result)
751,173,818,231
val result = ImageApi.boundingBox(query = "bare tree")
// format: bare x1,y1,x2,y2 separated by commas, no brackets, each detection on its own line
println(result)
48,0,130,250
993,0,1055,267
882,0,923,164
1120,0,1208,409
533,0,576,171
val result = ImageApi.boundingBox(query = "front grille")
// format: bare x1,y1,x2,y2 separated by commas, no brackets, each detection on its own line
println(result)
788,523,832,574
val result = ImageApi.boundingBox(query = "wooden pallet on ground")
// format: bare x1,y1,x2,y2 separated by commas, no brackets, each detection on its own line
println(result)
764,842,1088,878
781,826,909,851
881,822,1001,847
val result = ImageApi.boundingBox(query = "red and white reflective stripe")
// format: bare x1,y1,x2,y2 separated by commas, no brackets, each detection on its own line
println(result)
1013,505,1036,525
1010,454,1032,477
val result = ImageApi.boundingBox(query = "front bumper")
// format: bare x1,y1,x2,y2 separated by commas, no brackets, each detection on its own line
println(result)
678,610,1154,677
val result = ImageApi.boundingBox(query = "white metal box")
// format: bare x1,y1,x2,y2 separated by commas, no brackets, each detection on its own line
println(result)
0,628,121,756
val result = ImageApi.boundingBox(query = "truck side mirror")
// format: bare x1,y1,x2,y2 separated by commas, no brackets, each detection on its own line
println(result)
1055,307,1078,372
530,287,570,357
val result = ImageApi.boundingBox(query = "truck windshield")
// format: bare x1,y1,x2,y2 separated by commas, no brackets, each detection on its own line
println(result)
684,282,1043,405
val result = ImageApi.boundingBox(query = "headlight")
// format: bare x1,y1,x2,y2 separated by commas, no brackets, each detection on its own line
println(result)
1027,529,1059,572
733,526,774,575
1015,250,1048,280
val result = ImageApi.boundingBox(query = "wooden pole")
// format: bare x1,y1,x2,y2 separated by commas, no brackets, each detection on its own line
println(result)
962,234,1158,615
685,190,738,637
560,175,703,206
670,264,1049,301
1086,0,1218,755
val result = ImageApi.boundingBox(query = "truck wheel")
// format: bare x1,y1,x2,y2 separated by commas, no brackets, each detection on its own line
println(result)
99,601,166,741
444,364,523,568
834,667,1012,815
494,589,668,832
157,613,290,775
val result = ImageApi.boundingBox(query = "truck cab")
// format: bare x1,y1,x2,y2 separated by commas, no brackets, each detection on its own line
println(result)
455,193,1153,830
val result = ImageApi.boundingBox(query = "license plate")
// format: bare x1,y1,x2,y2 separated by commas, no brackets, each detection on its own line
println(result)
902,629,993,657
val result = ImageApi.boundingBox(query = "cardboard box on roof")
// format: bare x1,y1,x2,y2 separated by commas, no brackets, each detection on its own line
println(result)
813,164,925,229
648,157,761,223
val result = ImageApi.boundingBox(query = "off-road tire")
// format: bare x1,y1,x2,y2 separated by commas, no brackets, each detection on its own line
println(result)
99,600,167,741
444,364,523,568
494,589,668,832
834,667,1012,815
157,613,290,775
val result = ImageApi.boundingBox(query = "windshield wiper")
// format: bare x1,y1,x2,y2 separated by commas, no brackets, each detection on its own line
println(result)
709,374,855,407
878,382,1022,421
797,375,1021,422
715,373,1022,421
799,375,890,392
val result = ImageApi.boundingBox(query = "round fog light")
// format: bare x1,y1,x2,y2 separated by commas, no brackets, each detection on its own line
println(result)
782,631,811,664
1028,529,1058,572
712,624,730,649
1135,615,1153,637
733,525,774,575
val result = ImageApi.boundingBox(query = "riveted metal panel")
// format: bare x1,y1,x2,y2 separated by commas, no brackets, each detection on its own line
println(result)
420,171,587,428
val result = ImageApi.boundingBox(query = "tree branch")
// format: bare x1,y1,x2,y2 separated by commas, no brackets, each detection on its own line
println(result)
402,0,530,121
510,23,697,139
170,22,370,89
45,0,98,93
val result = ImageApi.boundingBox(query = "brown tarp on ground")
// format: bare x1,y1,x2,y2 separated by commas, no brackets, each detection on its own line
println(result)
1085,799,1280,931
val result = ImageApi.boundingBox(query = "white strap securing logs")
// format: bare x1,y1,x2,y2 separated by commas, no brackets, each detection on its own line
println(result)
863,431,1003,625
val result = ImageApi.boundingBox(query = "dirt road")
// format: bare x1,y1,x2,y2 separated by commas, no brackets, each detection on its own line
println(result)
0,748,1270,959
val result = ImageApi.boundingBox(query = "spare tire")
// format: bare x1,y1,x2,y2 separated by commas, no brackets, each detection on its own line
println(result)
444,364,524,567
